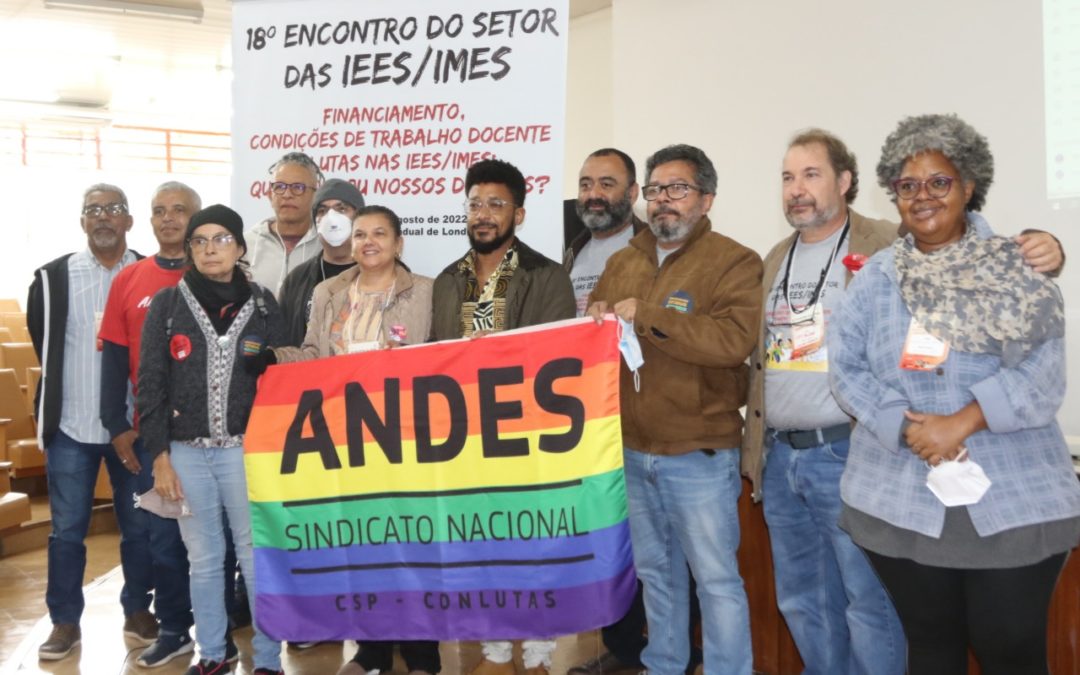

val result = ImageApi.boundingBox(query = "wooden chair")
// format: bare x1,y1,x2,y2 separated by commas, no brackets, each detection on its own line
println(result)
0,299,20,312
0,368,43,477
0,328,12,343
0,345,39,393
0,313,27,335
0,343,40,391
0,460,31,531
25,367,40,415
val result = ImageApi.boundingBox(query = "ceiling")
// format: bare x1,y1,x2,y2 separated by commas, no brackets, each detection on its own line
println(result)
0,0,610,131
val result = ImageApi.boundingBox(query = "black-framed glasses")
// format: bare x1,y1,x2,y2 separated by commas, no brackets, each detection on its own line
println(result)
642,183,703,201
464,198,514,214
82,203,128,217
189,233,236,251
892,176,955,200
270,181,315,196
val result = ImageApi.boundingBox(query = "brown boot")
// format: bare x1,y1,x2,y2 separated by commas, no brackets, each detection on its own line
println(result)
38,623,81,661
469,659,517,675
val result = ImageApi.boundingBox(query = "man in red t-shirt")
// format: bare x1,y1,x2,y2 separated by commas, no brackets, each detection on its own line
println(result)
98,182,212,668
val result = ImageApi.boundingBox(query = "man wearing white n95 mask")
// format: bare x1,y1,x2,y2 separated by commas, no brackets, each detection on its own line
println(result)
278,178,366,347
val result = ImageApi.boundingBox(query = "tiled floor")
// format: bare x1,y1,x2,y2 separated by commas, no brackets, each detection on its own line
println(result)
0,534,609,674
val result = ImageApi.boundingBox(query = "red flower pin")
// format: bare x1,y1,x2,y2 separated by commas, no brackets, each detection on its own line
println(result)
842,253,868,273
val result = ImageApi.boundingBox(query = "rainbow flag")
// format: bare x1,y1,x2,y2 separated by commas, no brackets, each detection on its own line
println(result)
244,318,635,640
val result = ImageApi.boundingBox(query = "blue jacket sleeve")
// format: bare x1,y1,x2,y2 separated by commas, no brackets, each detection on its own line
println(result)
828,263,909,452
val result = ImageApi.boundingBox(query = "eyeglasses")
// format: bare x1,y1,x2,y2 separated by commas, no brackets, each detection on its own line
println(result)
464,198,514,214
892,176,955,200
189,233,236,251
82,203,128,217
270,181,315,196
642,183,703,201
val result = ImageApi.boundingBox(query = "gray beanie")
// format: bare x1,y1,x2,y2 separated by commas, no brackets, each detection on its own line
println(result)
311,179,365,223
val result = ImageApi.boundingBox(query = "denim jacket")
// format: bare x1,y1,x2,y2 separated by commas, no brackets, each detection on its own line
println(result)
828,226,1080,538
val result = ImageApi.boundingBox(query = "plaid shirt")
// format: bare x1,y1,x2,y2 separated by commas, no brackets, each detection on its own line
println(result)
829,231,1080,538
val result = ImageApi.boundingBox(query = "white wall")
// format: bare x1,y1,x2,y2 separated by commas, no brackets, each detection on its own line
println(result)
564,7,614,190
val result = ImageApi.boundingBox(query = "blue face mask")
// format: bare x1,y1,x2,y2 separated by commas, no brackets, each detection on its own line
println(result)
617,317,644,392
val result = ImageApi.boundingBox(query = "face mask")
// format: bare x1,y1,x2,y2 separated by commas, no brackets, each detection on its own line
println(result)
617,317,644,392
317,208,352,247
925,448,992,507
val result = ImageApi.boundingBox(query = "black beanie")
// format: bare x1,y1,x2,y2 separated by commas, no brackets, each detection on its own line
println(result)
186,204,247,251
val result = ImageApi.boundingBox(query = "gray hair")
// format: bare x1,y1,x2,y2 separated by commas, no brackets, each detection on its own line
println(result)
83,183,128,206
645,144,718,195
876,114,994,211
152,181,202,210
268,151,324,185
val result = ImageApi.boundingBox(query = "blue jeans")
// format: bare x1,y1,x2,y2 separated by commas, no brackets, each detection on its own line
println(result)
45,429,152,625
133,440,194,636
623,448,751,675
170,442,280,670
762,434,905,675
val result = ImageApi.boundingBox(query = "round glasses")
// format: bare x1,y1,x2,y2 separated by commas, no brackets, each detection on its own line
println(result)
892,176,955,200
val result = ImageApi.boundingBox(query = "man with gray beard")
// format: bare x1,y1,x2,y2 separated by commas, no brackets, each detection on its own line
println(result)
588,144,762,675
564,148,645,316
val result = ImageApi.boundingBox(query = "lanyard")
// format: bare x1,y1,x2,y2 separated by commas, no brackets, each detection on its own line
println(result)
779,220,850,319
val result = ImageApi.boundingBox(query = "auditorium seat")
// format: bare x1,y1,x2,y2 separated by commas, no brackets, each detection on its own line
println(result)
0,460,31,531
0,368,43,477
0,328,13,343
0,343,40,392
26,367,40,414
0,312,27,335
0,299,20,312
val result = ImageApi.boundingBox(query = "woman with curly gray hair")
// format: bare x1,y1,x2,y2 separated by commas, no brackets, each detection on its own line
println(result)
827,113,1080,674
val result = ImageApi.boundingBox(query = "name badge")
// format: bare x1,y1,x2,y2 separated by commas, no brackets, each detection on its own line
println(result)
900,318,949,371
790,308,825,360
347,340,381,354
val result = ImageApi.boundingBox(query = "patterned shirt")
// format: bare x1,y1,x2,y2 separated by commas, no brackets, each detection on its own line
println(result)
60,248,136,444
457,246,519,337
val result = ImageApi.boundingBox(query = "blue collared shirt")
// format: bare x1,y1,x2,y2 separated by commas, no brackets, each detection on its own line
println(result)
59,248,137,444
828,224,1080,538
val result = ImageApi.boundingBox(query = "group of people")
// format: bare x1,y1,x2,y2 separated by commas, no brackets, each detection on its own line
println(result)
27,113,1079,675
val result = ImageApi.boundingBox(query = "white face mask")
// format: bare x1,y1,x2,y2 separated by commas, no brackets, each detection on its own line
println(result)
317,208,353,247
617,317,644,392
925,448,992,507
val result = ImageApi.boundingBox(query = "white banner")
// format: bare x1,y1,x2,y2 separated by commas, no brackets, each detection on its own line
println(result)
231,0,569,276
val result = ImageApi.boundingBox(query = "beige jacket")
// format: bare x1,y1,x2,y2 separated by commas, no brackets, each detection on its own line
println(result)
274,264,432,362
741,210,896,500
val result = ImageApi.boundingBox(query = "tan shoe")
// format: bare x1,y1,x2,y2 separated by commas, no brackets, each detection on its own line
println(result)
38,623,81,661
469,659,517,675
123,609,159,645
523,667,549,675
